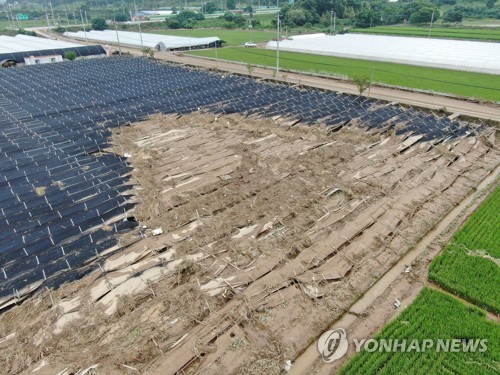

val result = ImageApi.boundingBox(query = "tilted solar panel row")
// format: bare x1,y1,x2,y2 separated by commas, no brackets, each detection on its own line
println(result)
0,56,479,303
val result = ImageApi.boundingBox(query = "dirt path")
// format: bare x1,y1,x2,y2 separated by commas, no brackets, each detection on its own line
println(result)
290,165,500,375
31,28,500,122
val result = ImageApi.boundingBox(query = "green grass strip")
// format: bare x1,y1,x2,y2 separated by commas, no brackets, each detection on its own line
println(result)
188,47,500,101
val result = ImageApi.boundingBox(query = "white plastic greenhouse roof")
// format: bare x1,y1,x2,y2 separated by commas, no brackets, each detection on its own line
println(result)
64,30,220,51
0,34,84,54
266,33,500,74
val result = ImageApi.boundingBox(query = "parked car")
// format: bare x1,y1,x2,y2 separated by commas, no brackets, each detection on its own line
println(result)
244,42,257,48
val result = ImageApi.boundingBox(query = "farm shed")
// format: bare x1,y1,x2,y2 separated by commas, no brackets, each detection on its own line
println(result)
0,34,106,66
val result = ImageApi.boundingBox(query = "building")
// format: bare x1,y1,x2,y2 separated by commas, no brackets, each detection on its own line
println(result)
24,54,63,65
65,30,222,51
0,34,106,67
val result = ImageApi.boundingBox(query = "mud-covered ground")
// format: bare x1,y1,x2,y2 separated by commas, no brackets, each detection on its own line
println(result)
0,112,498,375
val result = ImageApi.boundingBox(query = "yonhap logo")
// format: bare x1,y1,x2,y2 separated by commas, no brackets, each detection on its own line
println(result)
317,328,489,364
317,328,349,363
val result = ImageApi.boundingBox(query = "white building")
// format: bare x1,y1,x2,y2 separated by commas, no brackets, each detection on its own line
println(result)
25,54,63,65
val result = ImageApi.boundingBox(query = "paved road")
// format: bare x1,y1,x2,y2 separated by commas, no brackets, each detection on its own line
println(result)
32,28,500,122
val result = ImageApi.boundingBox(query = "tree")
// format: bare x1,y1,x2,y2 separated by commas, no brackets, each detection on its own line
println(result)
244,5,253,13
114,14,129,22
443,9,463,23
79,3,90,12
352,76,370,95
165,18,181,29
486,0,496,9
250,18,261,28
203,2,219,13
64,51,77,60
226,0,236,10
287,9,308,26
402,1,438,20
91,17,107,30
169,10,204,28
233,14,247,27
176,10,205,22
141,46,155,57
355,9,383,28
247,63,254,76
409,7,438,24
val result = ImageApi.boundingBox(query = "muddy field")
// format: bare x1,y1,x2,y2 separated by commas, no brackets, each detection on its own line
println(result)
0,111,498,375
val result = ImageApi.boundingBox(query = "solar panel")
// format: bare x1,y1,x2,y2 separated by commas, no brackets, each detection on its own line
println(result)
0,56,478,306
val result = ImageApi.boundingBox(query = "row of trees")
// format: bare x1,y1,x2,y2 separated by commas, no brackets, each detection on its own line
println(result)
165,10,205,29
164,8,259,29
277,0,498,29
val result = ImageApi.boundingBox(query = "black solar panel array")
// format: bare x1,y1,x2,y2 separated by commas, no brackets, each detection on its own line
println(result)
0,56,476,303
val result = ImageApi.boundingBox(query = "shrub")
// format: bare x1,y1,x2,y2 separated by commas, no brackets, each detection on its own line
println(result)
64,51,77,60
91,17,107,30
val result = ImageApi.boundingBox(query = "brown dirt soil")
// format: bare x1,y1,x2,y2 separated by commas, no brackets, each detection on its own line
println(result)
0,111,498,375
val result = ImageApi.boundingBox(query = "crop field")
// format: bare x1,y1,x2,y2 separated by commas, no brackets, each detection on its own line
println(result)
151,28,276,46
188,47,500,101
0,20,46,29
429,187,500,313
339,287,500,375
462,19,500,27
349,26,500,41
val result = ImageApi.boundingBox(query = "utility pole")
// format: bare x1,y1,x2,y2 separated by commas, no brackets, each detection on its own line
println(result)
8,4,19,29
4,9,12,30
80,9,88,41
114,18,122,55
64,6,69,25
133,0,144,49
329,10,336,34
368,66,374,97
276,13,280,76
329,10,333,35
45,11,51,32
428,10,435,38
49,1,56,26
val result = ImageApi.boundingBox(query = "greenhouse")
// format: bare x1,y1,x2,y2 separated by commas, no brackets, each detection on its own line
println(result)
64,30,222,51
266,33,500,75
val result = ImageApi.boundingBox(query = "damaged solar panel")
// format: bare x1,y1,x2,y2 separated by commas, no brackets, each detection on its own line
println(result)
0,56,480,308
